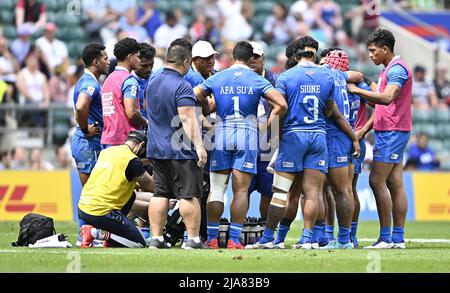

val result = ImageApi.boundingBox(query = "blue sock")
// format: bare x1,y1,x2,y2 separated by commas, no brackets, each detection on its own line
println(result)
325,225,334,239
351,222,358,240
312,225,322,243
380,227,392,243
275,225,290,244
260,228,275,244
77,218,87,241
300,228,313,244
392,226,404,243
229,222,243,243
207,222,219,242
337,227,351,244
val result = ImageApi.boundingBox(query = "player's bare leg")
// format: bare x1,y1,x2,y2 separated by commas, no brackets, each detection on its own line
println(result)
206,170,230,248
273,175,302,247
291,169,322,249
387,162,408,248
247,171,295,249
365,161,395,249
322,166,354,248
324,181,336,240
180,197,201,239
351,167,361,247
148,197,170,248
226,169,252,249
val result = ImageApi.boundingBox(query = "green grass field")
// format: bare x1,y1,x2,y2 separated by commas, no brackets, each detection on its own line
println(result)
1,221,450,273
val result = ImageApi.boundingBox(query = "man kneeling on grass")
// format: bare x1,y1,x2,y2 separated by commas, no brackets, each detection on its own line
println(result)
78,131,154,248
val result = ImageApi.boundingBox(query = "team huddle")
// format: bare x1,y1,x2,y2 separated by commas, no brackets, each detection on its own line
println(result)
72,28,412,250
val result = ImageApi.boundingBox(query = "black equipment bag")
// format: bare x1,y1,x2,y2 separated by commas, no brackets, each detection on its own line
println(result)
11,213,56,246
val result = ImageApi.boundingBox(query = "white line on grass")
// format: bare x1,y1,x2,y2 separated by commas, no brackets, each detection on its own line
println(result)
285,238,450,243
0,239,449,255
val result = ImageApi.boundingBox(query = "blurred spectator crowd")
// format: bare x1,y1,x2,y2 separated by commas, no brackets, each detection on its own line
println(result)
0,0,449,170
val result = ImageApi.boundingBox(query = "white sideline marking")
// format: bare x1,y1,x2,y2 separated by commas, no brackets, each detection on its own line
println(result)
0,239,449,255
285,238,450,243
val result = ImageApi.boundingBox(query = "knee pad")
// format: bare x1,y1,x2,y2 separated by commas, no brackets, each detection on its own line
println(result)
272,173,293,193
208,172,229,203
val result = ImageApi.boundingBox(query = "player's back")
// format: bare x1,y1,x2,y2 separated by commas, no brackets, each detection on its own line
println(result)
348,81,371,129
325,68,350,136
206,65,272,131
276,63,335,134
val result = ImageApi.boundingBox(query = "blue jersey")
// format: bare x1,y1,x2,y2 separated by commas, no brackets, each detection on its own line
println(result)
132,72,149,118
275,62,335,135
325,68,350,137
146,68,198,160
73,70,103,138
200,64,273,131
348,81,371,128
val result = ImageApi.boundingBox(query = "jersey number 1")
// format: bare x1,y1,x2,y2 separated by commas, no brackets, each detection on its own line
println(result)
232,96,241,118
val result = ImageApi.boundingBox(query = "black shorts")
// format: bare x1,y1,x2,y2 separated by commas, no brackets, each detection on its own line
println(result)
150,159,202,200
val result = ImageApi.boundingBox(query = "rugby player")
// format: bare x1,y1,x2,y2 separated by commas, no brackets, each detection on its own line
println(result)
348,29,412,249
194,41,287,249
101,38,148,147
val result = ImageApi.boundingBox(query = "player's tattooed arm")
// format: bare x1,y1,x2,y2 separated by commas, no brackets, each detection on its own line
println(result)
348,83,401,105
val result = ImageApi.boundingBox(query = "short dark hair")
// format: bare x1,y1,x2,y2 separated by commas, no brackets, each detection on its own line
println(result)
232,41,254,63
166,38,192,66
320,47,342,59
284,37,318,69
82,43,106,66
139,42,156,60
114,37,140,62
127,130,147,144
367,29,395,52
166,10,177,22
414,64,426,73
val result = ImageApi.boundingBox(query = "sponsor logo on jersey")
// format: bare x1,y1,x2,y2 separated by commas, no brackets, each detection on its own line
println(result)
318,160,326,166
87,86,95,96
282,162,294,168
337,156,348,163
243,162,254,169
391,154,399,160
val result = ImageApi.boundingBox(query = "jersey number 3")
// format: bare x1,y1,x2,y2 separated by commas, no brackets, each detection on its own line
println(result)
303,95,319,124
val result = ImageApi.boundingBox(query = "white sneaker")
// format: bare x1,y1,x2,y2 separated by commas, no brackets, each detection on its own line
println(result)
311,242,319,249
364,239,393,249
245,241,274,249
273,242,285,249
392,242,406,249
291,242,312,249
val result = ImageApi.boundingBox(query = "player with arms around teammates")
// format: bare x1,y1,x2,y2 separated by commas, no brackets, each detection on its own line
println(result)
194,41,287,249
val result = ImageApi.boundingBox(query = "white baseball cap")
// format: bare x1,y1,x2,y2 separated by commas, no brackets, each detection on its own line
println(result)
192,41,219,58
249,41,264,56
